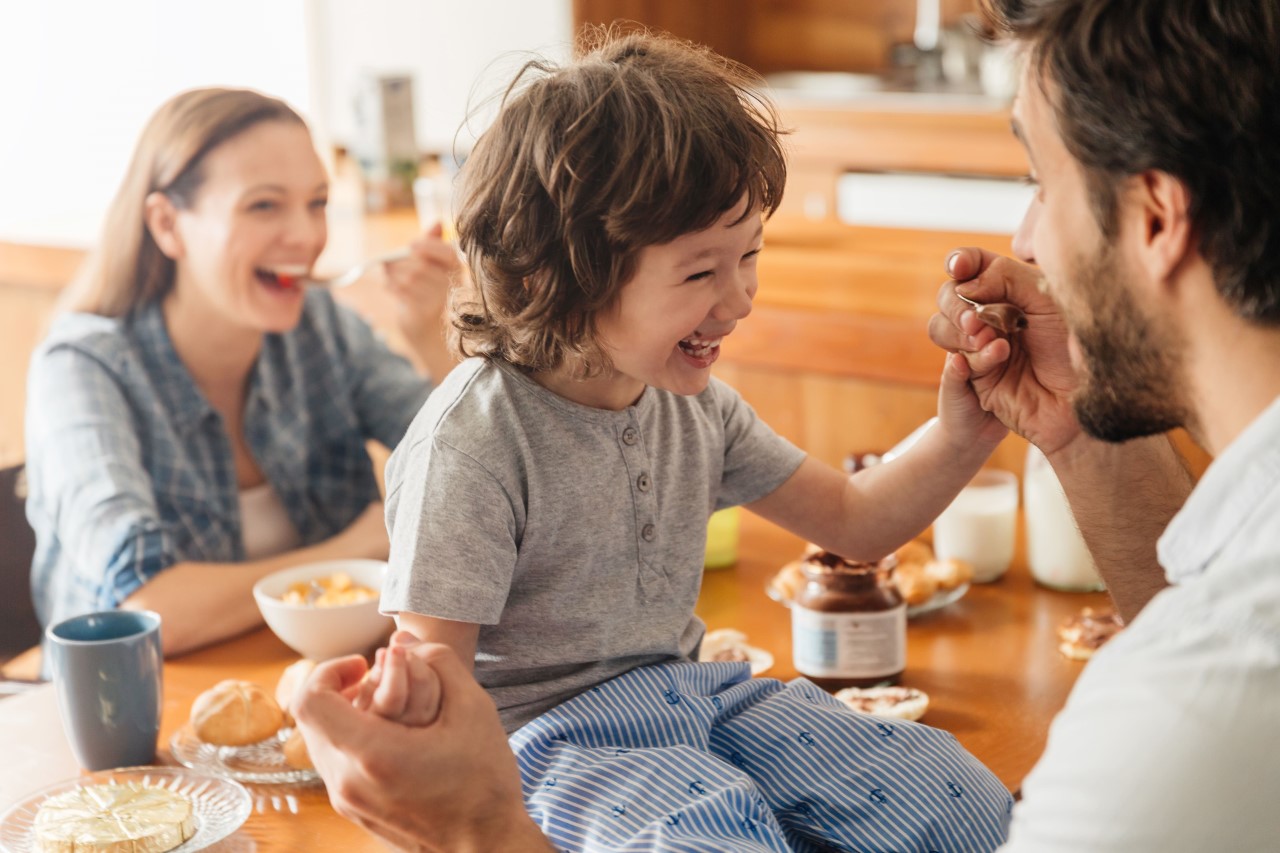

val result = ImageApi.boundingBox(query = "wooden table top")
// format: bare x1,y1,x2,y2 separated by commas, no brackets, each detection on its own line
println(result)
0,513,1105,850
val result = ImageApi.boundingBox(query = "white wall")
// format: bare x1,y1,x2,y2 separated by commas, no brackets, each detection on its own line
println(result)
0,0,573,247
0,0,312,247
315,0,572,157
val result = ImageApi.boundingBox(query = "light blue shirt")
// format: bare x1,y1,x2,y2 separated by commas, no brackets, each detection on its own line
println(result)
25,290,430,633
1005,395,1280,851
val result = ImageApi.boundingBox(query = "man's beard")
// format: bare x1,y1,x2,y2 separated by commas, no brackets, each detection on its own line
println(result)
1066,245,1190,443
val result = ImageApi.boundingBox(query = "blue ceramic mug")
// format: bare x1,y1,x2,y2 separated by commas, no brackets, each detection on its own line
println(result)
45,610,163,771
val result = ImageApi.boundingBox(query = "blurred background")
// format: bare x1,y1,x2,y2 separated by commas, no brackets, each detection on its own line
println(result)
10,1,1209,484
0,0,572,246
0,0,1024,247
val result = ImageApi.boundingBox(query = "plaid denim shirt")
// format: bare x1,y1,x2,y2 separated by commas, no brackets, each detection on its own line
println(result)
25,290,430,631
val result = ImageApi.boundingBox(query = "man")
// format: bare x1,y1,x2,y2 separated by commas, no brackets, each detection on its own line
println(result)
928,0,1280,848
295,1,1280,849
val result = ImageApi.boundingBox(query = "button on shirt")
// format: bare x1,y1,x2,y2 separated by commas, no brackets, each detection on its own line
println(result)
1003,394,1280,851
25,291,430,632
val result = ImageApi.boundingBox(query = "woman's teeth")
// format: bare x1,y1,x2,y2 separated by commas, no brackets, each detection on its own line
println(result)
255,265,309,289
678,336,722,358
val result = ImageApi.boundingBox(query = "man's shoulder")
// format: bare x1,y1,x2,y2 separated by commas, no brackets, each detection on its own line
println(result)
1081,559,1280,688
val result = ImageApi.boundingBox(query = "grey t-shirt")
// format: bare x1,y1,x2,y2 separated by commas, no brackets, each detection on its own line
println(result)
381,357,805,731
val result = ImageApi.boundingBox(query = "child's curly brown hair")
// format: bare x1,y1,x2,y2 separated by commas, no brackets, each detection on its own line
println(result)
451,27,787,376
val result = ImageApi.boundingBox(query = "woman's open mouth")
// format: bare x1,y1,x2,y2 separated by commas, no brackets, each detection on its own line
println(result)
254,264,309,292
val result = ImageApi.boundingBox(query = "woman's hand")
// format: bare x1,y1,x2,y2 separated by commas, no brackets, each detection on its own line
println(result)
385,225,458,339
383,224,461,380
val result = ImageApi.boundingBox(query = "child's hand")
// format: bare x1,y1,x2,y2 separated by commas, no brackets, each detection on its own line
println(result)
352,631,443,726
937,352,1008,454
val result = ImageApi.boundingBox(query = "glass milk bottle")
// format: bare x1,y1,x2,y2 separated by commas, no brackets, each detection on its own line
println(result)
1023,446,1105,591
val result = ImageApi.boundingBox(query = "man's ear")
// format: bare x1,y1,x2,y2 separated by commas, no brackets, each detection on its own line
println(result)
1127,170,1194,287
143,192,185,260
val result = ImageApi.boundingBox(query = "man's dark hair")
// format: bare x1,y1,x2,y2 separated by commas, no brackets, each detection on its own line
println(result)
985,0,1280,324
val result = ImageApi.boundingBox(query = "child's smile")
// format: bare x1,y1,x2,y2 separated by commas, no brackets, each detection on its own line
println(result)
536,198,763,411
677,333,723,367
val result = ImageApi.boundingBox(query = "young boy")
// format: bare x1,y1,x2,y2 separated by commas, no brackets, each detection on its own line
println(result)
377,30,1012,851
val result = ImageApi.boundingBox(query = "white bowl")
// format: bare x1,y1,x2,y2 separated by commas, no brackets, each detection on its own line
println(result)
252,559,392,661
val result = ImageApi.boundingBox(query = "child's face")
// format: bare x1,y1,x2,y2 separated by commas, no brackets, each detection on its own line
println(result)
553,197,763,409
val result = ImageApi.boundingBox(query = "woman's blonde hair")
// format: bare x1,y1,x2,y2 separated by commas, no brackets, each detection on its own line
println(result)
66,88,306,317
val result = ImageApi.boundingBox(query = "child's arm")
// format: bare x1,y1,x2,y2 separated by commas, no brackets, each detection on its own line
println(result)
748,353,1007,560
394,612,480,672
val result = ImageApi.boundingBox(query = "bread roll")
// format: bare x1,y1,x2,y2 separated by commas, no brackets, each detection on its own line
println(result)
893,564,939,606
282,727,314,770
924,558,973,590
191,679,284,746
894,539,934,568
770,560,806,602
275,659,316,728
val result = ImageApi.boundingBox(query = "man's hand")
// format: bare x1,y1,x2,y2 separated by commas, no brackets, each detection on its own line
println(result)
294,643,553,853
928,247,1081,455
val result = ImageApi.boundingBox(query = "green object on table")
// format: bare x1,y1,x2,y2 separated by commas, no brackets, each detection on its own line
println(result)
704,507,740,570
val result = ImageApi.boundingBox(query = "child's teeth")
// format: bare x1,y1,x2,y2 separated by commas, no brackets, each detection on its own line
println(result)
680,336,721,357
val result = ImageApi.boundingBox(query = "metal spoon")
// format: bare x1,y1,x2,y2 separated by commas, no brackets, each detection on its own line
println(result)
955,291,1028,334
301,248,413,289
305,579,327,605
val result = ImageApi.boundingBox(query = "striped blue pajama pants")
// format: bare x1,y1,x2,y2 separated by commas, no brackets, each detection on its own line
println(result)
510,661,1012,852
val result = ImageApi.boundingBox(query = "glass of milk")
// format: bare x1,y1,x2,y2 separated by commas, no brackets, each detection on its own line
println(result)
1023,447,1105,591
933,468,1019,583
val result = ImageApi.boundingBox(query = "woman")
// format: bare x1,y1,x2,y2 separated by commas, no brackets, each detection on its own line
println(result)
25,88,455,655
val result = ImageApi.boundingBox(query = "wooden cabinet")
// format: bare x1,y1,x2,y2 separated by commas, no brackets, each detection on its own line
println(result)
0,243,82,468
573,0,981,74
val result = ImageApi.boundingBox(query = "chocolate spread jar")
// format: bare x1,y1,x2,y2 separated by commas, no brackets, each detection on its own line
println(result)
790,550,906,689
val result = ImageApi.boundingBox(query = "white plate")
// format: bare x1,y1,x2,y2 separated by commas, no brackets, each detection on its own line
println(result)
0,766,251,853
765,580,970,619
171,724,320,786
699,629,775,676
905,582,970,618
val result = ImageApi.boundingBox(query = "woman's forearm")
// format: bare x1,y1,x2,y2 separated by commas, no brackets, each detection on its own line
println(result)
121,507,390,656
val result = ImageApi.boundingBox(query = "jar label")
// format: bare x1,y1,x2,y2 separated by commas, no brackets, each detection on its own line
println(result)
791,604,906,678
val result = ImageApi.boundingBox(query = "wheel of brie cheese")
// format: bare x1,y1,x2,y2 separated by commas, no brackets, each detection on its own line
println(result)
34,782,195,853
